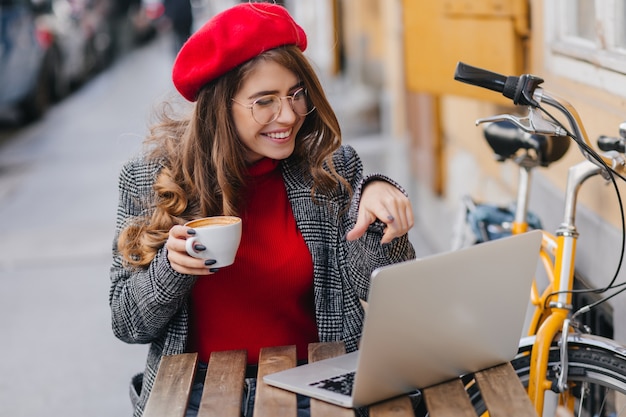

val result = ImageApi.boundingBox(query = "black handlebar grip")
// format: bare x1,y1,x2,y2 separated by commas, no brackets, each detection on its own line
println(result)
454,62,543,107
454,62,509,94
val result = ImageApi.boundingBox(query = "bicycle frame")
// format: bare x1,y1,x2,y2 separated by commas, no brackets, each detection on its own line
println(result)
476,88,617,415
528,160,603,413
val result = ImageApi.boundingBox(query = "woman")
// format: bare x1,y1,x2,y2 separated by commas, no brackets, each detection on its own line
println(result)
109,3,416,416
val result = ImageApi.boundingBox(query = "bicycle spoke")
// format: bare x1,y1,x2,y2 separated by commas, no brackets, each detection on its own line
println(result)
576,382,586,417
597,386,609,417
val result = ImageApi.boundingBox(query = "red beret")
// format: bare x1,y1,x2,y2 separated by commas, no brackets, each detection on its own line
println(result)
172,3,308,102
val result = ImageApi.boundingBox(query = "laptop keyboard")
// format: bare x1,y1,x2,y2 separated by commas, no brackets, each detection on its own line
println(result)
308,371,356,396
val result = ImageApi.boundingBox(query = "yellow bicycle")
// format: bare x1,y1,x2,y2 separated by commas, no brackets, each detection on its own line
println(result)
454,62,626,417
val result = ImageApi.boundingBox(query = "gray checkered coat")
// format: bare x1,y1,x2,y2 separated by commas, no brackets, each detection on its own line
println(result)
109,144,416,416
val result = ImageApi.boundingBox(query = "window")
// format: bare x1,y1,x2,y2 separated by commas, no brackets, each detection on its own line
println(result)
545,0,626,95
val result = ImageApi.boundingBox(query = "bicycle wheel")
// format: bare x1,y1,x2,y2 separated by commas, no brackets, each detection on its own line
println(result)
466,333,626,417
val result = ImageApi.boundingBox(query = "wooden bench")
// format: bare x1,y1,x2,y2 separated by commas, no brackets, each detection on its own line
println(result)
142,342,538,417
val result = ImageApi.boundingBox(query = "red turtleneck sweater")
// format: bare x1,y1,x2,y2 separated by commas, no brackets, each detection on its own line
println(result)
187,158,319,364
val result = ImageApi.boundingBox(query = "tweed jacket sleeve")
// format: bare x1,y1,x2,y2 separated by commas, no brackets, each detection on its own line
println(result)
282,144,416,352
110,156,199,417
109,156,196,347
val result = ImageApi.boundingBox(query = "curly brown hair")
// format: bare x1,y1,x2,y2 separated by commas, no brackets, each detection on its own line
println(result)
117,46,351,268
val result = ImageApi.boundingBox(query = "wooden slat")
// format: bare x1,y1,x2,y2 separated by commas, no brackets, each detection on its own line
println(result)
474,362,537,417
369,395,415,417
422,378,477,417
308,341,346,362
143,352,198,417
197,350,247,417
307,342,356,417
254,345,298,417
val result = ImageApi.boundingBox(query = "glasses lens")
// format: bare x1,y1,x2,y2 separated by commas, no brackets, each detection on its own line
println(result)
291,89,313,116
252,96,281,125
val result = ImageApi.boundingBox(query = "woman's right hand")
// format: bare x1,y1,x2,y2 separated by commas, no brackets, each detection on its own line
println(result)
165,225,219,275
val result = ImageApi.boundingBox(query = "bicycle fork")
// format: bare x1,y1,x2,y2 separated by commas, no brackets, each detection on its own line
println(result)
527,160,603,416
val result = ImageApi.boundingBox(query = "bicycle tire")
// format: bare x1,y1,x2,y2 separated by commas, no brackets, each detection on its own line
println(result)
466,333,626,417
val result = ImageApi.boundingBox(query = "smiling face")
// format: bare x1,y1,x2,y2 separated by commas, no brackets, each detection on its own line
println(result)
231,60,307,164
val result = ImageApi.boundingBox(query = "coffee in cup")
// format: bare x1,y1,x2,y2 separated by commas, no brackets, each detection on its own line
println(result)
184,216,242,268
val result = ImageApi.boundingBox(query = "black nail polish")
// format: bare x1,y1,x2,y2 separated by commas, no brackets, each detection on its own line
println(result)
204,259,217,266
187,229,196,235
194,244,206,251
209,268,220,273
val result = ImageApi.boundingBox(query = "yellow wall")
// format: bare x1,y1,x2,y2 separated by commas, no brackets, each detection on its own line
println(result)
339,0,626,239
435,1,626,230
403,0,528,102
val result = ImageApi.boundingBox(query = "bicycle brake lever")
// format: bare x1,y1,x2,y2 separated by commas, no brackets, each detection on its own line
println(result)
476,109,567,136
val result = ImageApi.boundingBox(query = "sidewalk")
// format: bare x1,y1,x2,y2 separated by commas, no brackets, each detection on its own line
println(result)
0,37,167,417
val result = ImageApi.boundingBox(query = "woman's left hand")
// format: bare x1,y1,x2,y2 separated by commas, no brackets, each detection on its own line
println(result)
346,180,414,244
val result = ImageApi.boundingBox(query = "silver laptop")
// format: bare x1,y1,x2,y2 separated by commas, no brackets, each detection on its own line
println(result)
263,230,542,408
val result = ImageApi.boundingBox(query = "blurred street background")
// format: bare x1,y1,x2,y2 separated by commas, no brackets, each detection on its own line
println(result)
6,0,626,415
0,29,167,417
0,1,428,416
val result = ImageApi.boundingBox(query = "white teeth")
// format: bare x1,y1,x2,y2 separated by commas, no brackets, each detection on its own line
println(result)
266,129,292,139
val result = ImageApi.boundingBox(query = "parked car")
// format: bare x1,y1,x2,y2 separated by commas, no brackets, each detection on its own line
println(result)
110,0,157,52
0,0,55,122
0,0,156,124
35,0,115,101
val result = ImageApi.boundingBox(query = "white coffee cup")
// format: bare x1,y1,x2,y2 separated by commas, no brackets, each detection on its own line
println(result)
184,216,242,268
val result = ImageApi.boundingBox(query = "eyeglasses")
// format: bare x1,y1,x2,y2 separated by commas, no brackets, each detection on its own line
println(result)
232,87,316,125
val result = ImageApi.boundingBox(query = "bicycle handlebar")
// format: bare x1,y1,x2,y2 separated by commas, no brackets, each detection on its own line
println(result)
454,62,544,106
453,61,626,173
453,62,509,94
